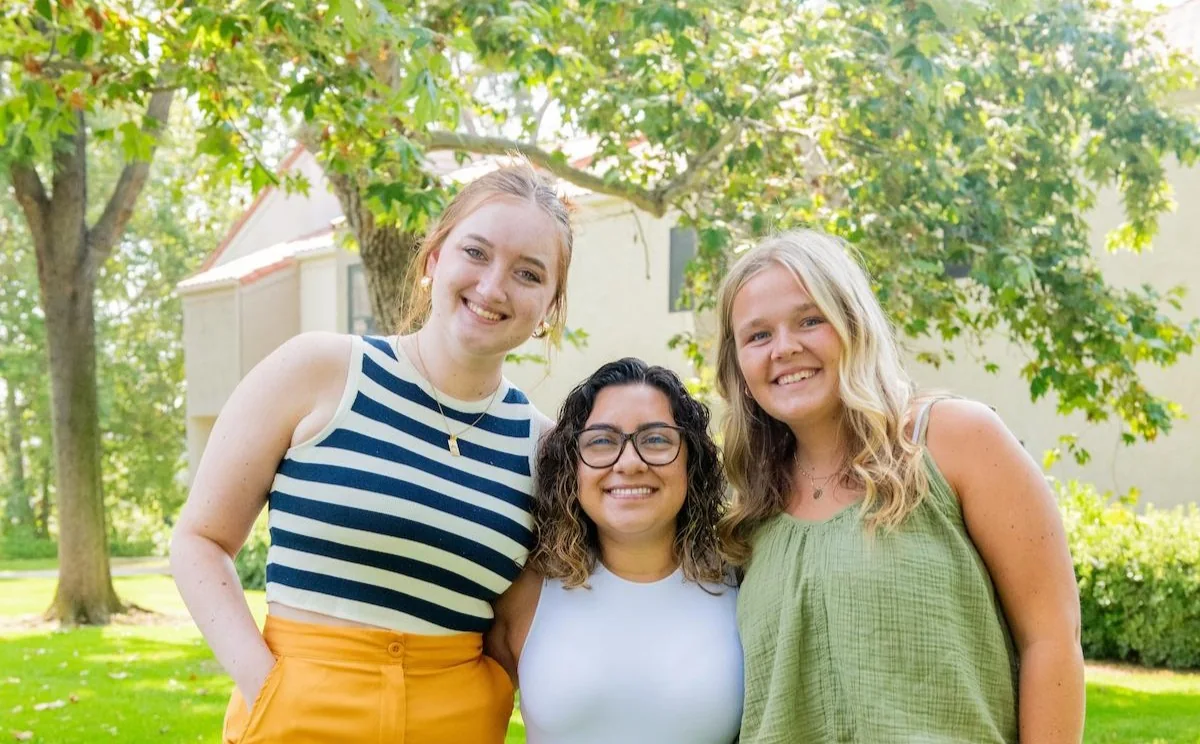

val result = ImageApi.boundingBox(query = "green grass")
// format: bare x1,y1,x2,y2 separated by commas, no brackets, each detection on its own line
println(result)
0,575,524,743
1084,664,1200,744
0,557,60,572
1,575,1196,743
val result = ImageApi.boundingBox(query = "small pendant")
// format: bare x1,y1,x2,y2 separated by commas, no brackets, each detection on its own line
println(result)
448,436,460,457
813,487,824,500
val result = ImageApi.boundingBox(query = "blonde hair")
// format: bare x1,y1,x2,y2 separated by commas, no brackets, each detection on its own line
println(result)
398,160,574,341
715,229,928,565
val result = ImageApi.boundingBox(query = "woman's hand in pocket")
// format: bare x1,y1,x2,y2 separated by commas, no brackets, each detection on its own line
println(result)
236,648,279,707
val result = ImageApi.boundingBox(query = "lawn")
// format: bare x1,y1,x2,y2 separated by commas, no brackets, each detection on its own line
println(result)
1,575,1195,743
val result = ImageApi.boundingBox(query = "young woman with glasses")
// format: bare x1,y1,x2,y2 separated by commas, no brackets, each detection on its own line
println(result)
487,358,743,744
171,162,573,744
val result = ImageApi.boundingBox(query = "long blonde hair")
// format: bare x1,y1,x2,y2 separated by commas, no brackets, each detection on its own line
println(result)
716,229,928,565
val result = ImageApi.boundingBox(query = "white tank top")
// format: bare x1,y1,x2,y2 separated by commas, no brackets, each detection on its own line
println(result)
517,564,743,744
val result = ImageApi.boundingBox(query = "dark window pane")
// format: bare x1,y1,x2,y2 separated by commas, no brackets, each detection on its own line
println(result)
348,264,378,334
668,226,697,313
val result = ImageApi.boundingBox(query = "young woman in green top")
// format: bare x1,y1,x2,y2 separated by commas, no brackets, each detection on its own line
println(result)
715,229,1084,743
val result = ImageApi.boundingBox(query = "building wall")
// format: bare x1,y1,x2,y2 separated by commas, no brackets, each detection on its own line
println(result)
239,268,301,378
908,157,1200,508
299,252,341,333
182,286,242,420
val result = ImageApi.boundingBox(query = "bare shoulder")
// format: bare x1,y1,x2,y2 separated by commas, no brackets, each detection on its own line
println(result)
267,331,354,379
246,332,353,395
923,398,1029,495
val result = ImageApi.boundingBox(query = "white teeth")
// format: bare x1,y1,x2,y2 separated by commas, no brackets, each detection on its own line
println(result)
777,370,817,385
607,487,653,496
466,301,503,321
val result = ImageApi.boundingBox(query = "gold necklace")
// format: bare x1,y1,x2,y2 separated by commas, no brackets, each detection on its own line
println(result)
405,334,500,457
796,461,846,501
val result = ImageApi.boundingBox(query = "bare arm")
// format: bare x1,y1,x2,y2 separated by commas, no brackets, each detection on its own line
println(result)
486,567,544,686
927,400,1084,744
169,332,351,704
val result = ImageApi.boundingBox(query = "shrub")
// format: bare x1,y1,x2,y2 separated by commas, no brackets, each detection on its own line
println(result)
235,516,270,591
1058,479,1200,670
0,528,58,560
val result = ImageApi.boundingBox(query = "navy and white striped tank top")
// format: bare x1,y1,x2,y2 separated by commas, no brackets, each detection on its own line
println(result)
263,335,542,634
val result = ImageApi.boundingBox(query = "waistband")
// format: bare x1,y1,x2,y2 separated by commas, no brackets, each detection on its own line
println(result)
262,615,485,668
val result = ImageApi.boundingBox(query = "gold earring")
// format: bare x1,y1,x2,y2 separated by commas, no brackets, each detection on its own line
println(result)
531,321,550,339
419,276,432,290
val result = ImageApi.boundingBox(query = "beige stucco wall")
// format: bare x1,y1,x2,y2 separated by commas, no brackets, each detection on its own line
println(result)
503,198,698,415
182,286,242,419
909,157,1200,509
181,268,301,481
299,251,342,333
238,268,301,378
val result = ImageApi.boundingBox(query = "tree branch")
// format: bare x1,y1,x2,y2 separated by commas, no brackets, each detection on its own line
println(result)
87,88,175,260
8,164,51,253
655,122,745,207
423,131,668,216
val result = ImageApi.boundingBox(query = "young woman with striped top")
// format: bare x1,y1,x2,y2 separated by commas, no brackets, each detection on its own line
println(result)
170,163,573,743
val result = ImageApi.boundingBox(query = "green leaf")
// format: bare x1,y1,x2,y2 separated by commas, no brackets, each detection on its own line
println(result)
72,32,95,61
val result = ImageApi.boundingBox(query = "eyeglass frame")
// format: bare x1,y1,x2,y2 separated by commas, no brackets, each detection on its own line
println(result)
574,423,686,469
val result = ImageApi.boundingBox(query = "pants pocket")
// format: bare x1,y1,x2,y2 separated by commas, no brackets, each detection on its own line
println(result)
223,658,287,744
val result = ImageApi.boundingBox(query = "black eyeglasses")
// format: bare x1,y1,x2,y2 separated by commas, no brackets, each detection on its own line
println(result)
576,424,685,469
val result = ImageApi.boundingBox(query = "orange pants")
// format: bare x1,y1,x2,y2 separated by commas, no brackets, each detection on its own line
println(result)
223,615,514,744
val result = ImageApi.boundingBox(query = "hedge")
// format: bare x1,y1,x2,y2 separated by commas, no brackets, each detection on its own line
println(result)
1059,479,1200,670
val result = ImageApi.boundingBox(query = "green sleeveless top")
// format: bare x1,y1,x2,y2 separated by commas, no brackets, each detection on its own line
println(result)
737,402,1018,744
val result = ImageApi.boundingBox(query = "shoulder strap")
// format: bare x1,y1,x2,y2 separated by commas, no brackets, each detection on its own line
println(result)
911,396,952,446
910,399,933,446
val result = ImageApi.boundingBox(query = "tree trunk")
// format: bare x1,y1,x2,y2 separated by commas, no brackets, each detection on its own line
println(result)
360,228,420,335
298,134,419,334
41,268,121,623
324,173,419,334
3,381,34,530
9,91,170,623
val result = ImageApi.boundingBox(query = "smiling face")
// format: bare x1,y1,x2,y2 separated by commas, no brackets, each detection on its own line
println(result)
731,263,843,427
425,197,561,359
576,384,689,547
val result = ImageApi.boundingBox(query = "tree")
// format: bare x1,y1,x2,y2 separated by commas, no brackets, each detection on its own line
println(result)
200,0,1200,443
2,2,184,621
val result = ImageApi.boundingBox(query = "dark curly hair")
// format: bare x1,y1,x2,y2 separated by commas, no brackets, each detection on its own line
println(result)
530,358,729,589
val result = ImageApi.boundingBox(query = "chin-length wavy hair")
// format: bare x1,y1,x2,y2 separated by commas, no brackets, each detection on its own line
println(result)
530,358,729,589
716,230,929,566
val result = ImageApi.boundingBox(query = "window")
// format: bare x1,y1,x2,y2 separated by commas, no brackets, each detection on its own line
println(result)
347,264,377,335
668,226,697,313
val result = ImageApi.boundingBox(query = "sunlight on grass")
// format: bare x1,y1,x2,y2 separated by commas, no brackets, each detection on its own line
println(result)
0,558,60,573
1085,664,1200,744
4,575,1196,744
